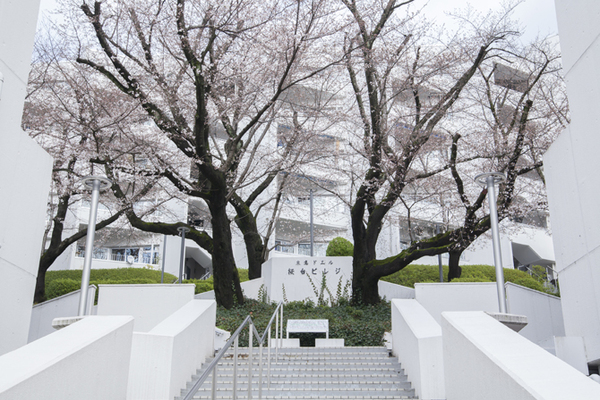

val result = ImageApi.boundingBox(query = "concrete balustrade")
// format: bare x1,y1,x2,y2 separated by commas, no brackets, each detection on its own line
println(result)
127,299,216,400
391,299,445,400
378,281,415,300
441,311,600,400
96,284,195,332
28,286,96,343
0,316,134,400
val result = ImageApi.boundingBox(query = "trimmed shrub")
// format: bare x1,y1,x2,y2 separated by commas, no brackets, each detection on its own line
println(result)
45,268,178,301
238,269,249,282
46,278,81,299
326,237,354,257
381,264,557,296
183,279,214,294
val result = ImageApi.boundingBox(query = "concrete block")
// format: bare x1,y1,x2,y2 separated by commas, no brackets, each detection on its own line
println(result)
315,339,344,348
269,338,300,348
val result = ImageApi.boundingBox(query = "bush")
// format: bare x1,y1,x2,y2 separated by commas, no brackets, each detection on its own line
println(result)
381,264,557,296
45,268,178,300
183,279,214,294
326,237,354,257
45,278,81,299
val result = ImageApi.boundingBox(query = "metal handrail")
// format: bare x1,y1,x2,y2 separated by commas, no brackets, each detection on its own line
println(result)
183,301,284,400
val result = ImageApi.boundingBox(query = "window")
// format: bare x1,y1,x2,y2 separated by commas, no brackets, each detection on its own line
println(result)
81,200,109,211
275,240,295,254
298,243,311,256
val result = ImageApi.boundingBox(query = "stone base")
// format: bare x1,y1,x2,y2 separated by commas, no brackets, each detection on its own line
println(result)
485,312,528,332
52,316,86,330
269,338,300,348
315,338,345,348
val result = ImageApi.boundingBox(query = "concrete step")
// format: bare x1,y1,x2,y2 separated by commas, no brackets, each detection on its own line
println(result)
177,346,418,400
190,373,409,383
185,388,416,399
187,381,413,390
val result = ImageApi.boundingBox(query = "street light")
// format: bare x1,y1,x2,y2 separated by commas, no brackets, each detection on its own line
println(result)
436,224,443,282
474,172,508,314
78,176,112,316
310,189,314,256
177,226,190,283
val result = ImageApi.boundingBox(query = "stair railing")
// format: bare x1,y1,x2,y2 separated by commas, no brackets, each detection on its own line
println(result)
183,301,284,400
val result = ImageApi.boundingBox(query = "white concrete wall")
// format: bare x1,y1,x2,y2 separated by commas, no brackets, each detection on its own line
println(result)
28,286,97,343
391,300,444,400
194,278,264,300
0,0,53,356
414,282,499,325
544,0,600,364
261,257,352,303
0,316,134,400
379,281,415,300
96,284,195,332
505,283,565,350
127,300,216,400
441,311,600,400
461,229,514,268
241,277,265,300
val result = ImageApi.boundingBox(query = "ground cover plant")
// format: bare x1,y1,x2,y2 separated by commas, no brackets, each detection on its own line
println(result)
44,268,178,301
380,264,557,296
216,299,390,347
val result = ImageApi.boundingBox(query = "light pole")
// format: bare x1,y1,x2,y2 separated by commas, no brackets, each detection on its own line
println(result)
161,234,167,283
177,226,190,283
78,176,112,316
475,172,508,314
436,224,444,283
309,189,314,256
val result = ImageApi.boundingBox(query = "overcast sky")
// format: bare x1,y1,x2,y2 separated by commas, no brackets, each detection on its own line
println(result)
422,0,558,43
37,0,558,44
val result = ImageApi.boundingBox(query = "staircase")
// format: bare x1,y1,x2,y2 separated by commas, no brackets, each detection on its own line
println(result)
177,347,417,399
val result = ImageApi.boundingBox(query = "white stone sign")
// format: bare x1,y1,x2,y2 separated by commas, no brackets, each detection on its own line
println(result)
287,319,329,338
261,256,352,303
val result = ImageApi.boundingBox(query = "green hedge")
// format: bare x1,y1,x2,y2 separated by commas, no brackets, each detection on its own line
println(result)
380,264,556,296
45,268,178,301
183,268,249,295
46,278,82,300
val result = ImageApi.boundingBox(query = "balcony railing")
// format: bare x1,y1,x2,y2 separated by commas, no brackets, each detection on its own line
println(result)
75,249,159,265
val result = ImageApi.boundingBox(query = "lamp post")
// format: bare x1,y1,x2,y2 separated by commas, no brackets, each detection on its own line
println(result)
309,189,314,256
161,234,167,283
436,224,444,283
475,172,508,314
177,226,190,283
78,176,112,316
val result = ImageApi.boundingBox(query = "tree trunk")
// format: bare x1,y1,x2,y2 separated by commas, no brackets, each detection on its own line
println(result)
34,263,49,303
350,205,381,305
233,211,264,280
209,191,243,309
447,250,463,281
